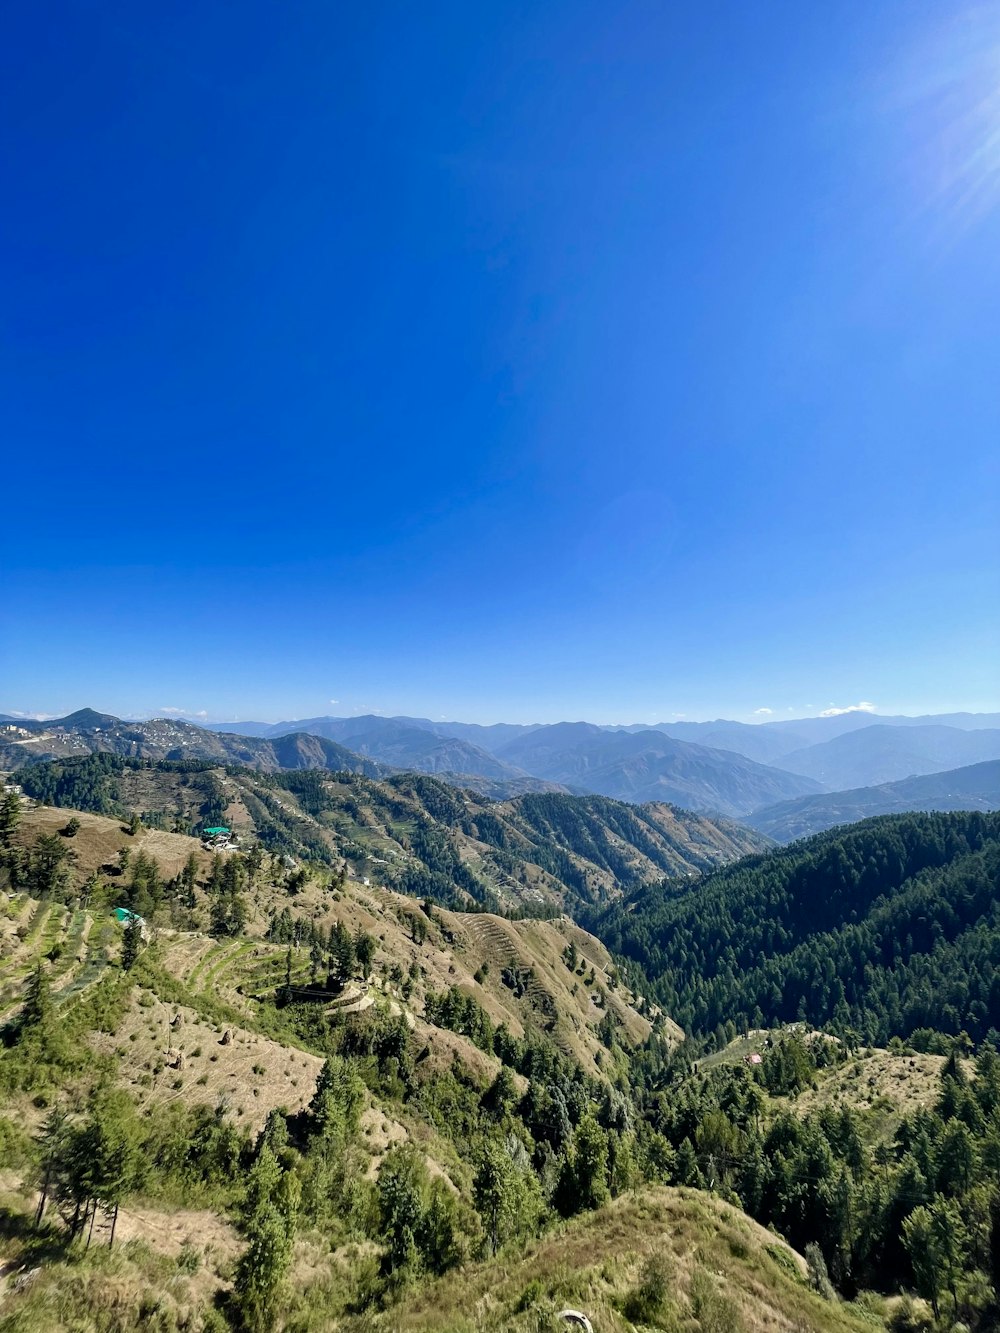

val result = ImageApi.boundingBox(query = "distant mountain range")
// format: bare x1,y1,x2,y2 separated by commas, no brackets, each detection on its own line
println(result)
485,720,821,816
4,706,1000,826
0,710,559,798
214,713,534,783
206,708,1000,814
212,715,823,816
748,760,1000,842
638,710,1000,760
773,723,1000,789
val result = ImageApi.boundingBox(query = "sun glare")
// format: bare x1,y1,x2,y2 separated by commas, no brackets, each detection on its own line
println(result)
901,5,1000,231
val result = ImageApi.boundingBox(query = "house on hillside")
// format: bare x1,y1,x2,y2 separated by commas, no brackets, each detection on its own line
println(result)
114,906,150,940
201,825,237,850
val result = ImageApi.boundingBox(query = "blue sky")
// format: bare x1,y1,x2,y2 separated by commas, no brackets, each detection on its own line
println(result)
2,1,998,724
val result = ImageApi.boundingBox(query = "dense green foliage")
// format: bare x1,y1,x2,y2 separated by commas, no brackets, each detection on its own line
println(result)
598,811,1000,1044
15,754,129,816
626,1031,1000,1320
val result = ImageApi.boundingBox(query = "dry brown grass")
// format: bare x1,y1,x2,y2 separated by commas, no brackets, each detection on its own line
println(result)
12,804,214,882
89,987,324,1133
231,870,659,1078
796,1048,950,1121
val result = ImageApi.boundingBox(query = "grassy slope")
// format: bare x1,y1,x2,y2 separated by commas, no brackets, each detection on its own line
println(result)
1,805,927,1332
0,799,661,1329
7,803,215,882
0,1184,880,1333
351,1187,875,1333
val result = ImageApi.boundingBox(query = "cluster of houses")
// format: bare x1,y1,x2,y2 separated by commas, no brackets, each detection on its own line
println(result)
200,825,239,851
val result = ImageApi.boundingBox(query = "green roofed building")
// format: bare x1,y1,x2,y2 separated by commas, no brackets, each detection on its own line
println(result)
202,827,230,836
114,907,144,925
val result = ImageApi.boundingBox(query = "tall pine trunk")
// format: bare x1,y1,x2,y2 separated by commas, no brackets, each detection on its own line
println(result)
34,1170,50,1228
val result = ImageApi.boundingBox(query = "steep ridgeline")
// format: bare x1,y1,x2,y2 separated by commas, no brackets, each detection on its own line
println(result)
13,756,767,917
749,760,1000,843
597,810,1000,1044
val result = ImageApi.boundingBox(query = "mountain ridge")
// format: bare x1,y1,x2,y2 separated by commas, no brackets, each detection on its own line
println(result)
748,759,1000,842
775,722,1000,789
493,721,823,816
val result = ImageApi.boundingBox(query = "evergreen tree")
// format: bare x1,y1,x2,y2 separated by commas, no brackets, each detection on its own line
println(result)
232,1145,296,1331
233,1208,293,1331
377,1144,426,1275
354,928,376,978
29,833,74,899
473,1139,519,1254
0,789,20,847
20,961,54,1031
121,917,142,972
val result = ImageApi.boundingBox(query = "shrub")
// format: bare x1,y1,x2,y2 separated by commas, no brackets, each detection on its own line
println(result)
622,1252,674,1325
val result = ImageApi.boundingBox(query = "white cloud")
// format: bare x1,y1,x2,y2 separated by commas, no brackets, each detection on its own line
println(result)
159,706,209,719
753,707,773,716
329,699,339,706
819,700,877,717
4,710,57,720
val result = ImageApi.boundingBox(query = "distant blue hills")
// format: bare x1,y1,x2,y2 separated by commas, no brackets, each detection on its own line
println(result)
4,706,1000,828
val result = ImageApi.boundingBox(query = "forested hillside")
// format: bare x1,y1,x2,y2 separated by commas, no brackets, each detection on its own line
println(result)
597,811,1000,1043
12,755,766,917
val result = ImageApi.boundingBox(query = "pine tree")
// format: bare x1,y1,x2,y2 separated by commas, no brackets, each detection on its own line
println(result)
473,1140,518,1254
232,1207,293,1332
21,961,54,1031
121,917,142,972
354,928,376,978
34,1106,69,1227
0,789,20,847
29,833,73,899
571,1113,610,1211
377,1144,427,1275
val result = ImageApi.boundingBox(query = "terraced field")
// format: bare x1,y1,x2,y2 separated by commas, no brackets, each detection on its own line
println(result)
0,896,117,1023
